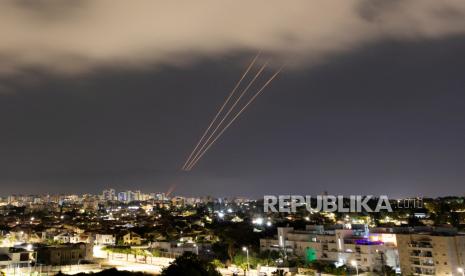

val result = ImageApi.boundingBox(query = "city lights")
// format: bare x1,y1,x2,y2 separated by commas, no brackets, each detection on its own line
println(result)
0,2,464,275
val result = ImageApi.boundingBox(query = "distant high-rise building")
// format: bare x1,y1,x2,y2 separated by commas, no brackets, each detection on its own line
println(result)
118,191,128,202
102,188,116,201
155,193,166,201
134,190,141,201
127,191,136,202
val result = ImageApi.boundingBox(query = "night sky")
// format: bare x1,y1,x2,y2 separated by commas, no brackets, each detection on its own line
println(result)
1,1,464,197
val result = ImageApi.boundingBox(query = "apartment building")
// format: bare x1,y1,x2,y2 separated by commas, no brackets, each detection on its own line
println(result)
396,229,465,276
94,234,116,246
122,232,142,245
0,247,36,268
260,225,399,273
36,243,92,265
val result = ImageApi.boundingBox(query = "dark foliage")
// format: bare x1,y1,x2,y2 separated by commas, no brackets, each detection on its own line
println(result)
56,268,152,276
161,252,221,276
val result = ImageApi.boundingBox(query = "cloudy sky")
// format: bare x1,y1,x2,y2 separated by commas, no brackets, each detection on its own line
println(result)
1,0,464,197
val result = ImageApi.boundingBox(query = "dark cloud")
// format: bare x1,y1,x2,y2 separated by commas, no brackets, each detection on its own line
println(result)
357,0,403,22
1,0,465,75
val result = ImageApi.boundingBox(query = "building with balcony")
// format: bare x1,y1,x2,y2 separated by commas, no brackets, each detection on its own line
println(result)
0,247,36,268
122,232,142,245
94,234,116,246
396,229,465,276
260,225,399,273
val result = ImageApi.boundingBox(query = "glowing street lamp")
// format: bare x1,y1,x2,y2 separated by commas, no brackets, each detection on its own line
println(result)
351,260,359,276
242,246,250,275
458,267,464,276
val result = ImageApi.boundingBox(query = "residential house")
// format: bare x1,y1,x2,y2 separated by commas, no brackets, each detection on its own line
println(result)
122,232,142,245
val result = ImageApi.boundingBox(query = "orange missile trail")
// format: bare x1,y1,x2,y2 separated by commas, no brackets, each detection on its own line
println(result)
166,182,177,197
181,53,260,170
186,67,283,170
184,61,268,171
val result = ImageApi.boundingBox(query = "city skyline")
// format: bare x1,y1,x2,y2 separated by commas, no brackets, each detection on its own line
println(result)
2,2,465,275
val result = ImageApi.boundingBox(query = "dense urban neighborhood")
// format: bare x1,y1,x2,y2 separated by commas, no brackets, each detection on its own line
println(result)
1,191,464,275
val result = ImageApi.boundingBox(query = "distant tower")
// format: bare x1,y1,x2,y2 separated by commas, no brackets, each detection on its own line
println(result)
102,188,116,201
118,191,128,202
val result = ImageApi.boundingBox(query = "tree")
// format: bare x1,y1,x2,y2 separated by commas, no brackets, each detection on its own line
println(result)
383,265,397,276
233,252,261,270
56,268,150,276
211,242,229,262
308,260,347,274
211,259,225,268
161,252,221,276
258,250,280,266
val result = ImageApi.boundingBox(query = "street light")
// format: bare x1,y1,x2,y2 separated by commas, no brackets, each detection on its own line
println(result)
242,247,250,275
77,259,82,271
458,267,464,276
351,260,359,276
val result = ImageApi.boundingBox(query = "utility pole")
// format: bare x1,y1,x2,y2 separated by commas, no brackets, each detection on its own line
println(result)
242,247,249,276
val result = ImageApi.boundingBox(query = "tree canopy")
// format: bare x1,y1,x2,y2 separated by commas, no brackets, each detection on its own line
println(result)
56,268,151,276
161,252,221,276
